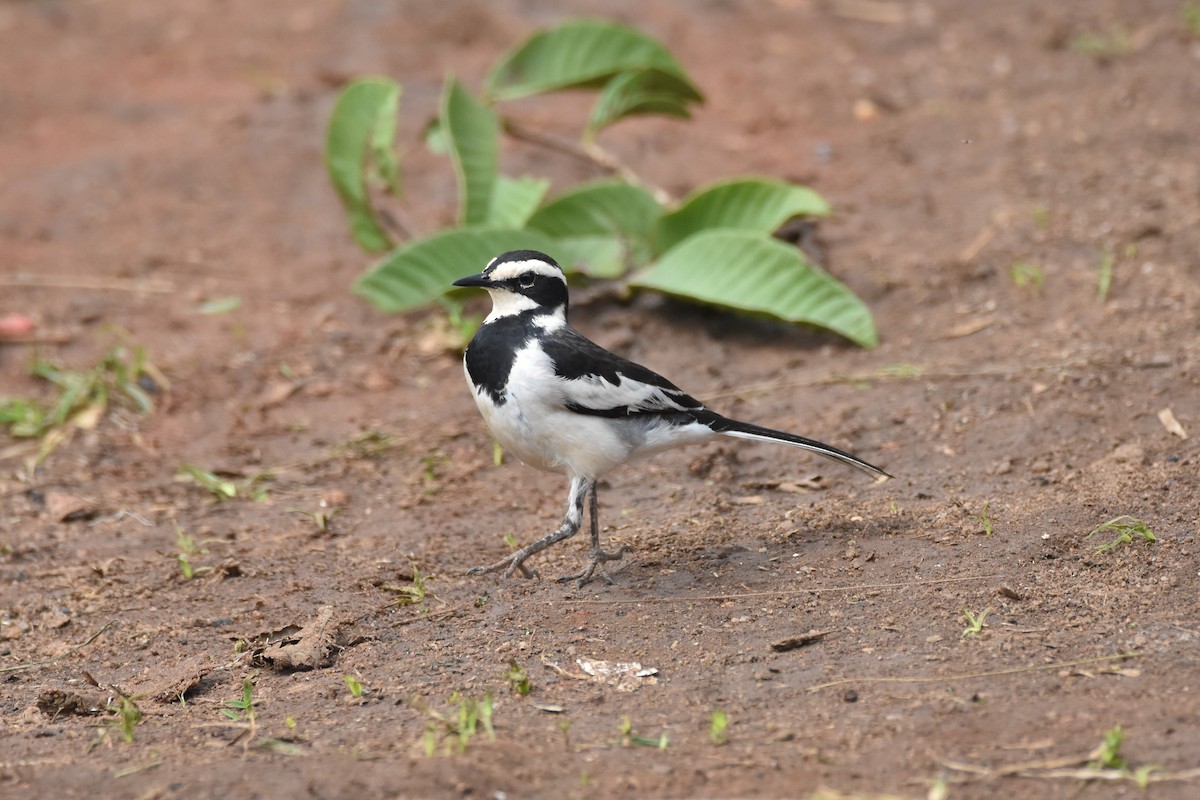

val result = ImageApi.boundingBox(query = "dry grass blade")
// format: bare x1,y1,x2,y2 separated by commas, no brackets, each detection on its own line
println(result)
0,620,116,674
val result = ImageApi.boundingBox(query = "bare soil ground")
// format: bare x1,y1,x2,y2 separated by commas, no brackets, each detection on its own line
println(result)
2,1,1199,798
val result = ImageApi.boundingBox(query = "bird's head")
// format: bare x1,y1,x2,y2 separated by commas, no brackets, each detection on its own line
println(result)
453,250,569,322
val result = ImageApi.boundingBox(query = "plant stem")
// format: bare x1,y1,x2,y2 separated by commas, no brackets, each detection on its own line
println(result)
501,117,674,204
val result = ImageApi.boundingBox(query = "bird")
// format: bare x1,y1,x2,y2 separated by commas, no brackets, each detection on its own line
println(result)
453,249,890,587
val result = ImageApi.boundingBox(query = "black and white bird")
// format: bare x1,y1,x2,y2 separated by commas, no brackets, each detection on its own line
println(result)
453,250,890,587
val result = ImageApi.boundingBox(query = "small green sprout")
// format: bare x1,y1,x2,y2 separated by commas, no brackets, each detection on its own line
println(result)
384,562,428,605
112,695,143,744
1096,249,1115,302
174,527,208,580
505,661,532,696
1031,204,1051,230
976,501,992,537
1089,724,1127,771
1071,25,1132,58
222,678,257,722
709,709,729,745
961,607,991,637
417,692,495,756
879,363,923,379
179,464,238,499
343,674,364,698
1009,261,1044,291
1186,1,1200,36
1087,515,1156,554
619,716,669,749
179,465,273,501
197,296,241,315
288,506,340,532
1,340,164,469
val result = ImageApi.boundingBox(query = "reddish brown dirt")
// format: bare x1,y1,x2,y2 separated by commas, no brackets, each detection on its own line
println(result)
2,1,1199,798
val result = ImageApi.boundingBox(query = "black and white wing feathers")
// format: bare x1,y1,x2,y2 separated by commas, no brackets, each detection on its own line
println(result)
542,326,890,479
540,327,703,419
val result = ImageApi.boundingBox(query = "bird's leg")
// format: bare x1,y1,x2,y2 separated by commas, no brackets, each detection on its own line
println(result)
467,476,591,580
557,482,630,588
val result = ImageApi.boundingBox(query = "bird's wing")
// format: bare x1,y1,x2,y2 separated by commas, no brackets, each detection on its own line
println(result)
541,327,704,418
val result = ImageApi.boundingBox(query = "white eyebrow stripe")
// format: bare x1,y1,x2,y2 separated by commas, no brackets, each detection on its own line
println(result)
487,259,565,282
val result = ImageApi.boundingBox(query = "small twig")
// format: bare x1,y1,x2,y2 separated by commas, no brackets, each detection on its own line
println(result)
942,758,1200,785
375,205,414,242
0,331,74,346
390,604,466,627
1,274,174,293
0,620,117,674
958,223,997,263
805,651,1140,693
563,573,1004,605
501,117,674,204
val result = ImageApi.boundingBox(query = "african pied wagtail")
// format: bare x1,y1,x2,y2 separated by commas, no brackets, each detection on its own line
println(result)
454,250,890,587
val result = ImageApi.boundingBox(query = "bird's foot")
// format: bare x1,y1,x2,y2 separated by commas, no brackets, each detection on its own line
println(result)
467,552,537,580
557,544,630,589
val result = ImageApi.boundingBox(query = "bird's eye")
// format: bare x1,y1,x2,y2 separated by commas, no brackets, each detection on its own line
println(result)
519,275,536,289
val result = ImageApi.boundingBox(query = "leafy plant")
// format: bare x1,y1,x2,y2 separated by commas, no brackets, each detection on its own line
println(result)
1084,725,1161,788
504,661,532,696
178,464,271,502
1086,515,1156,554
111,694,143,744
288,505,341,532
325,19,878,347
709,709,729,745
1186,2,1200,37
417,692,495,756
222,678,257,722
1009,261,1044,291
961,607,991,637
343,674,365,698
174,527,209,580
1030,203,1050,230
976,501,993,537
384,562,429,605
618,716,669,749
0,340,165,470
1089,724,1127,771
1096,248,1115,302
1071,25,1132,59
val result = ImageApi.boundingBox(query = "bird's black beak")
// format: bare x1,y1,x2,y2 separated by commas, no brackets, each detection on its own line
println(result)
452,272,491,289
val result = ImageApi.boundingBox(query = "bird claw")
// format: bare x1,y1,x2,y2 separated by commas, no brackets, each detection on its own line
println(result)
558,544,630,589
467,554,537,581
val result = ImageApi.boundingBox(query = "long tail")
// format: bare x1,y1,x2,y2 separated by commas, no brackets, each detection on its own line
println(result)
695,411,892,479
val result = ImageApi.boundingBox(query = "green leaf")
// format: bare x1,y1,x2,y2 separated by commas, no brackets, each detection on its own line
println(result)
632,230,878,347
587,68,702,134
488,175,550,228
354,228,560,313
486,19,701,102
325,77,401,253
526,179,662,240
442,77,500,227
546,235,627,279
654,178,831,254
526,180,664,276
423,117,449,155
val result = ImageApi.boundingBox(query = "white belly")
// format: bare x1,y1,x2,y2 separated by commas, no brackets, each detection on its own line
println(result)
468,342,714,478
